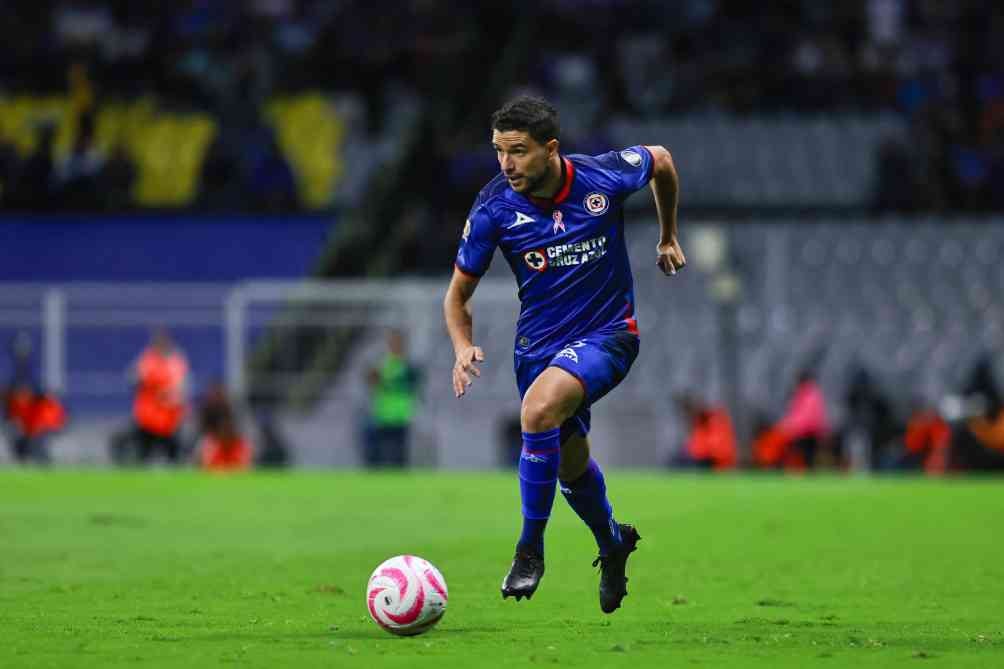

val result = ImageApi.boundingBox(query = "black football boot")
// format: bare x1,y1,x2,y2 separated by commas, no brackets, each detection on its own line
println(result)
593,523,641,613
501,545,545,601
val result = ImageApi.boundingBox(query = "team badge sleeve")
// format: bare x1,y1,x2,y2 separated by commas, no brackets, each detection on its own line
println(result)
596,145,655,198
455,207,499,277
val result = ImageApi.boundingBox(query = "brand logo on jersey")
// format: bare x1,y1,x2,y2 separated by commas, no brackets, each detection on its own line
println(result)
545,235,608,268
620,149,643,167
555,347,579,364
508,211,535,229
523,249,547,272
552,210,565,234
584,192,609,216
462,218,471,240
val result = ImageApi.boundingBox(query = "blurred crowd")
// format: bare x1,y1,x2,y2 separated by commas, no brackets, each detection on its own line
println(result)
4,324,1003,474
0,1,1001,215
670,359,1004,474
1,328,290,471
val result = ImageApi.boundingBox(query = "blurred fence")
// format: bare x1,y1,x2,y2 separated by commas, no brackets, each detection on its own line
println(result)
2,217,1002,467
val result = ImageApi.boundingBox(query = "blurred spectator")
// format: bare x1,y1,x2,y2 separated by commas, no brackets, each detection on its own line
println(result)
3,382,67,464
750,370,834,472
96,144,137,211
950,357,1004,471
777,369,832,469
0,138,19,205
670,393,737,471
900,401,950,474
841,367,900,470
362,329,421,468
254,411,291,468
110,328,189,464
55,111,103,211
244,126,298,212
7,331,35,388
752,411,803,471
873,138,917,212
197,382,251,472
8,123,57,211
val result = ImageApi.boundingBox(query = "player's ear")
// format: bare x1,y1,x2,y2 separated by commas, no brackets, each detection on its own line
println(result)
545,138,559,158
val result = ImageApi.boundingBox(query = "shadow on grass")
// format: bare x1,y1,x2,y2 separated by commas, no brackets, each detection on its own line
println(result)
333,626,505,640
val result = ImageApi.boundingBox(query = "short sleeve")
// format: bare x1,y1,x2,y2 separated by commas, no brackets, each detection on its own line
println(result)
455,205,499,277
594,145,654,198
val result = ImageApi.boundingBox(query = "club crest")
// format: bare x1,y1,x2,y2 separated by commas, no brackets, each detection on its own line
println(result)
523,249,547,272
583,192,609,216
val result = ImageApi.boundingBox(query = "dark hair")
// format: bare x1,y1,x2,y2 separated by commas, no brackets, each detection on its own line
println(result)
490,96,560,145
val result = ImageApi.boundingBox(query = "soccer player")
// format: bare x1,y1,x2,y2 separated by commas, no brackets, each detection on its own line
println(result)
443,96,685,613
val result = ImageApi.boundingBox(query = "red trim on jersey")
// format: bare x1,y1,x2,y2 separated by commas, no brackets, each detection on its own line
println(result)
553,157,575,204
453,262,481,279
623,300,640,335
527,157,575,209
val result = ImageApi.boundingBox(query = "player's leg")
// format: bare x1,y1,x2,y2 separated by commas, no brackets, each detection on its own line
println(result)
135,426,155,463
558,432,624,556
518,366,584,551
548,332,642,613
163,432,181,464
502,366,584,601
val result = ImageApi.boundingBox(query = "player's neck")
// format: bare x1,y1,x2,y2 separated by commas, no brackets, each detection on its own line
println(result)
529,154,564,200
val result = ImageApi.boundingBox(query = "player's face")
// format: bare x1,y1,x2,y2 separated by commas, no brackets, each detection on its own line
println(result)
492,130,557,194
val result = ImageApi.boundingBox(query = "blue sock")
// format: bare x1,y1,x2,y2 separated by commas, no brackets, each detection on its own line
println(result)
560,458,622,555
517,428,561,555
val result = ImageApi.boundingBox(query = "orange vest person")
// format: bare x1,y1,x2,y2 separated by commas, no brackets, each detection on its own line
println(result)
129,329,189,463
685,406,738,471
200,434,252,472
133,342,188,437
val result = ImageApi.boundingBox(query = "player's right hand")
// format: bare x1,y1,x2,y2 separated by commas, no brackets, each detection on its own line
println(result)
453,345,485,398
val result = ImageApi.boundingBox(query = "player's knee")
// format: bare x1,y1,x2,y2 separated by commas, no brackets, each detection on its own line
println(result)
521,397,565,433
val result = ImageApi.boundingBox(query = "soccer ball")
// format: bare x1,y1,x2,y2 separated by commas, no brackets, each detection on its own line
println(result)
366,555,448,636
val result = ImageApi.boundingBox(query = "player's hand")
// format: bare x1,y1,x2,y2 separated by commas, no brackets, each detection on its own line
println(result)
657,238,686,276
453,345,485,398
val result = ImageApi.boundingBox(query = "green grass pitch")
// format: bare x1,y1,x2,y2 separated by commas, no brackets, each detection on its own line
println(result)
3,470,1003,668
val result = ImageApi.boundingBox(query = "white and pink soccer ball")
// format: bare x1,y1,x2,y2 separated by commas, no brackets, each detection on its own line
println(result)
366,555,448,636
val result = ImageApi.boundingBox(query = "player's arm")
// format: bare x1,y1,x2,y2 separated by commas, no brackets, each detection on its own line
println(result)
443,267,486,398
645,145,686,276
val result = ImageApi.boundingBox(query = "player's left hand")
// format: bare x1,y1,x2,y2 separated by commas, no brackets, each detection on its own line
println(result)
657,238,686,276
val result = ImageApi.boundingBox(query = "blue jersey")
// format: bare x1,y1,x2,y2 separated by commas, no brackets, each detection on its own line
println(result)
455,146,654,360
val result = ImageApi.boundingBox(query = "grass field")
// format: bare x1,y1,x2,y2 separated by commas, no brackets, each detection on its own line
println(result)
3,470,1003,668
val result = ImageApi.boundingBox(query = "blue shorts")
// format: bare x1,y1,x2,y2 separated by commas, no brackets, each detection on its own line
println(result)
514,330,640,438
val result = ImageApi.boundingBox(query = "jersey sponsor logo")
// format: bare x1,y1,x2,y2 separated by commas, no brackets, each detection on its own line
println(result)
620,149,643,167
462,218,471,240
584,192,609,216
523,249,548,272
508,211,535,229
552,210,565,234
545,235,608,268
555,347,579,364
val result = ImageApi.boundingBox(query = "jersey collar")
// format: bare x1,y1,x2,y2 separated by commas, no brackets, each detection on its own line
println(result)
526,156,575,209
